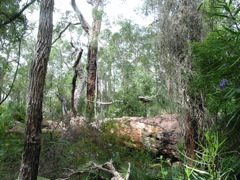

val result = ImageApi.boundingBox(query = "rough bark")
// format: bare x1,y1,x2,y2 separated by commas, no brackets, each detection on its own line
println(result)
86,0,103,121
154,0,203,160
85,44,98,121
18,0,54,179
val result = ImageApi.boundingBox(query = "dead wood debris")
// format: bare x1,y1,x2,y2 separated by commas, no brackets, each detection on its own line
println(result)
56,159,131,180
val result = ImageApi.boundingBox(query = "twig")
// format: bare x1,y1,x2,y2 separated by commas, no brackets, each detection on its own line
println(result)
52,22,81,45
0,36,22,105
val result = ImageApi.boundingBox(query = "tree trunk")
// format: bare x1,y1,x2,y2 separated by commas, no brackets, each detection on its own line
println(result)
71,0,104,122
18,0,54,179
85,43,98,121
71,48,84,116
85,1,103,122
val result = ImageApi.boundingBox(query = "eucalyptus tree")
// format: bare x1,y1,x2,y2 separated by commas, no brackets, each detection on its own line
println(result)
71,0,105,122
97,20,170,117
142,0,204,159
0,0,36,104
18,0,54,179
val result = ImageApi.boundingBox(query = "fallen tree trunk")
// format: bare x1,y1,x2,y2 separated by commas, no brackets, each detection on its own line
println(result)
12,114,184,159
94,114,184,159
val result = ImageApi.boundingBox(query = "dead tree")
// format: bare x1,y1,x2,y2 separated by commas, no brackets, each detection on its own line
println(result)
71,0,104,122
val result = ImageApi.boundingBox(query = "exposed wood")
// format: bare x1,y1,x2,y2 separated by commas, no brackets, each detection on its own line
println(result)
18,0,54,179
56,159,130,180
97,101,113,105
138,96,152,103
56,91,68,117
14,113,183,160
85,0,104,121
71,48,83,115
96,115,184,159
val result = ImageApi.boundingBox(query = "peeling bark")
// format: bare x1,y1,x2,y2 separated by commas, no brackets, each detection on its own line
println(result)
71,48,84,115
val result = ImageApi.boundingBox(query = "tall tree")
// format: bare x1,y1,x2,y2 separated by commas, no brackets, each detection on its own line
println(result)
0,0,33,104
18,0,54,179
71,0,104,122
143,0,203,158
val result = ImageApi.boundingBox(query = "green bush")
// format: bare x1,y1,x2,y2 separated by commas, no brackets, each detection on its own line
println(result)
0,132,23,179
106,85,147,117
182,130,240,180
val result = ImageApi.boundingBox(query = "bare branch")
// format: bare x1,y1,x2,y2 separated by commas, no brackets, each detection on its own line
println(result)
52,22,71,45
0,37,22,105
71,0,90,34
125,162,131,180
0,0,37,27
56,160,130,180
52,22,81,45
86,0,94,6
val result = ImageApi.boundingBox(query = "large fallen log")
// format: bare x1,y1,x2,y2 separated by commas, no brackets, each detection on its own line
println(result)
18,114,184,159
96,114,183,159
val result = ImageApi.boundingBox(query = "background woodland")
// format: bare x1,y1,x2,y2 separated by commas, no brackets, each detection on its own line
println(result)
0,0,240,179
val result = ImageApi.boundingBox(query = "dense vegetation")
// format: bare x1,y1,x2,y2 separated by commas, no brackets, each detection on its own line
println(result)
0,0,240,179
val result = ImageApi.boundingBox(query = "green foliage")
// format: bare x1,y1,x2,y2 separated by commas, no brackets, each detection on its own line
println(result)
191,30,240,115
0,131,23,179
188,2,240,179
98,20,178,118
0,103,26,179
191,0,240,135
0,102,25,127
152,155,186,180
182,131,240,179
153,156,169,179
0,0,28,44
92,7,104,21
36,124,158,179
106,85,147,117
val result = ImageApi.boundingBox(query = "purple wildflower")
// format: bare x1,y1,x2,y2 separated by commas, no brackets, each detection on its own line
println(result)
219,79,228,87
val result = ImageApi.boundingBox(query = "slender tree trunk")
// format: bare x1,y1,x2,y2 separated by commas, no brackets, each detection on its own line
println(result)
71,48,84,116
18,0,54,179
